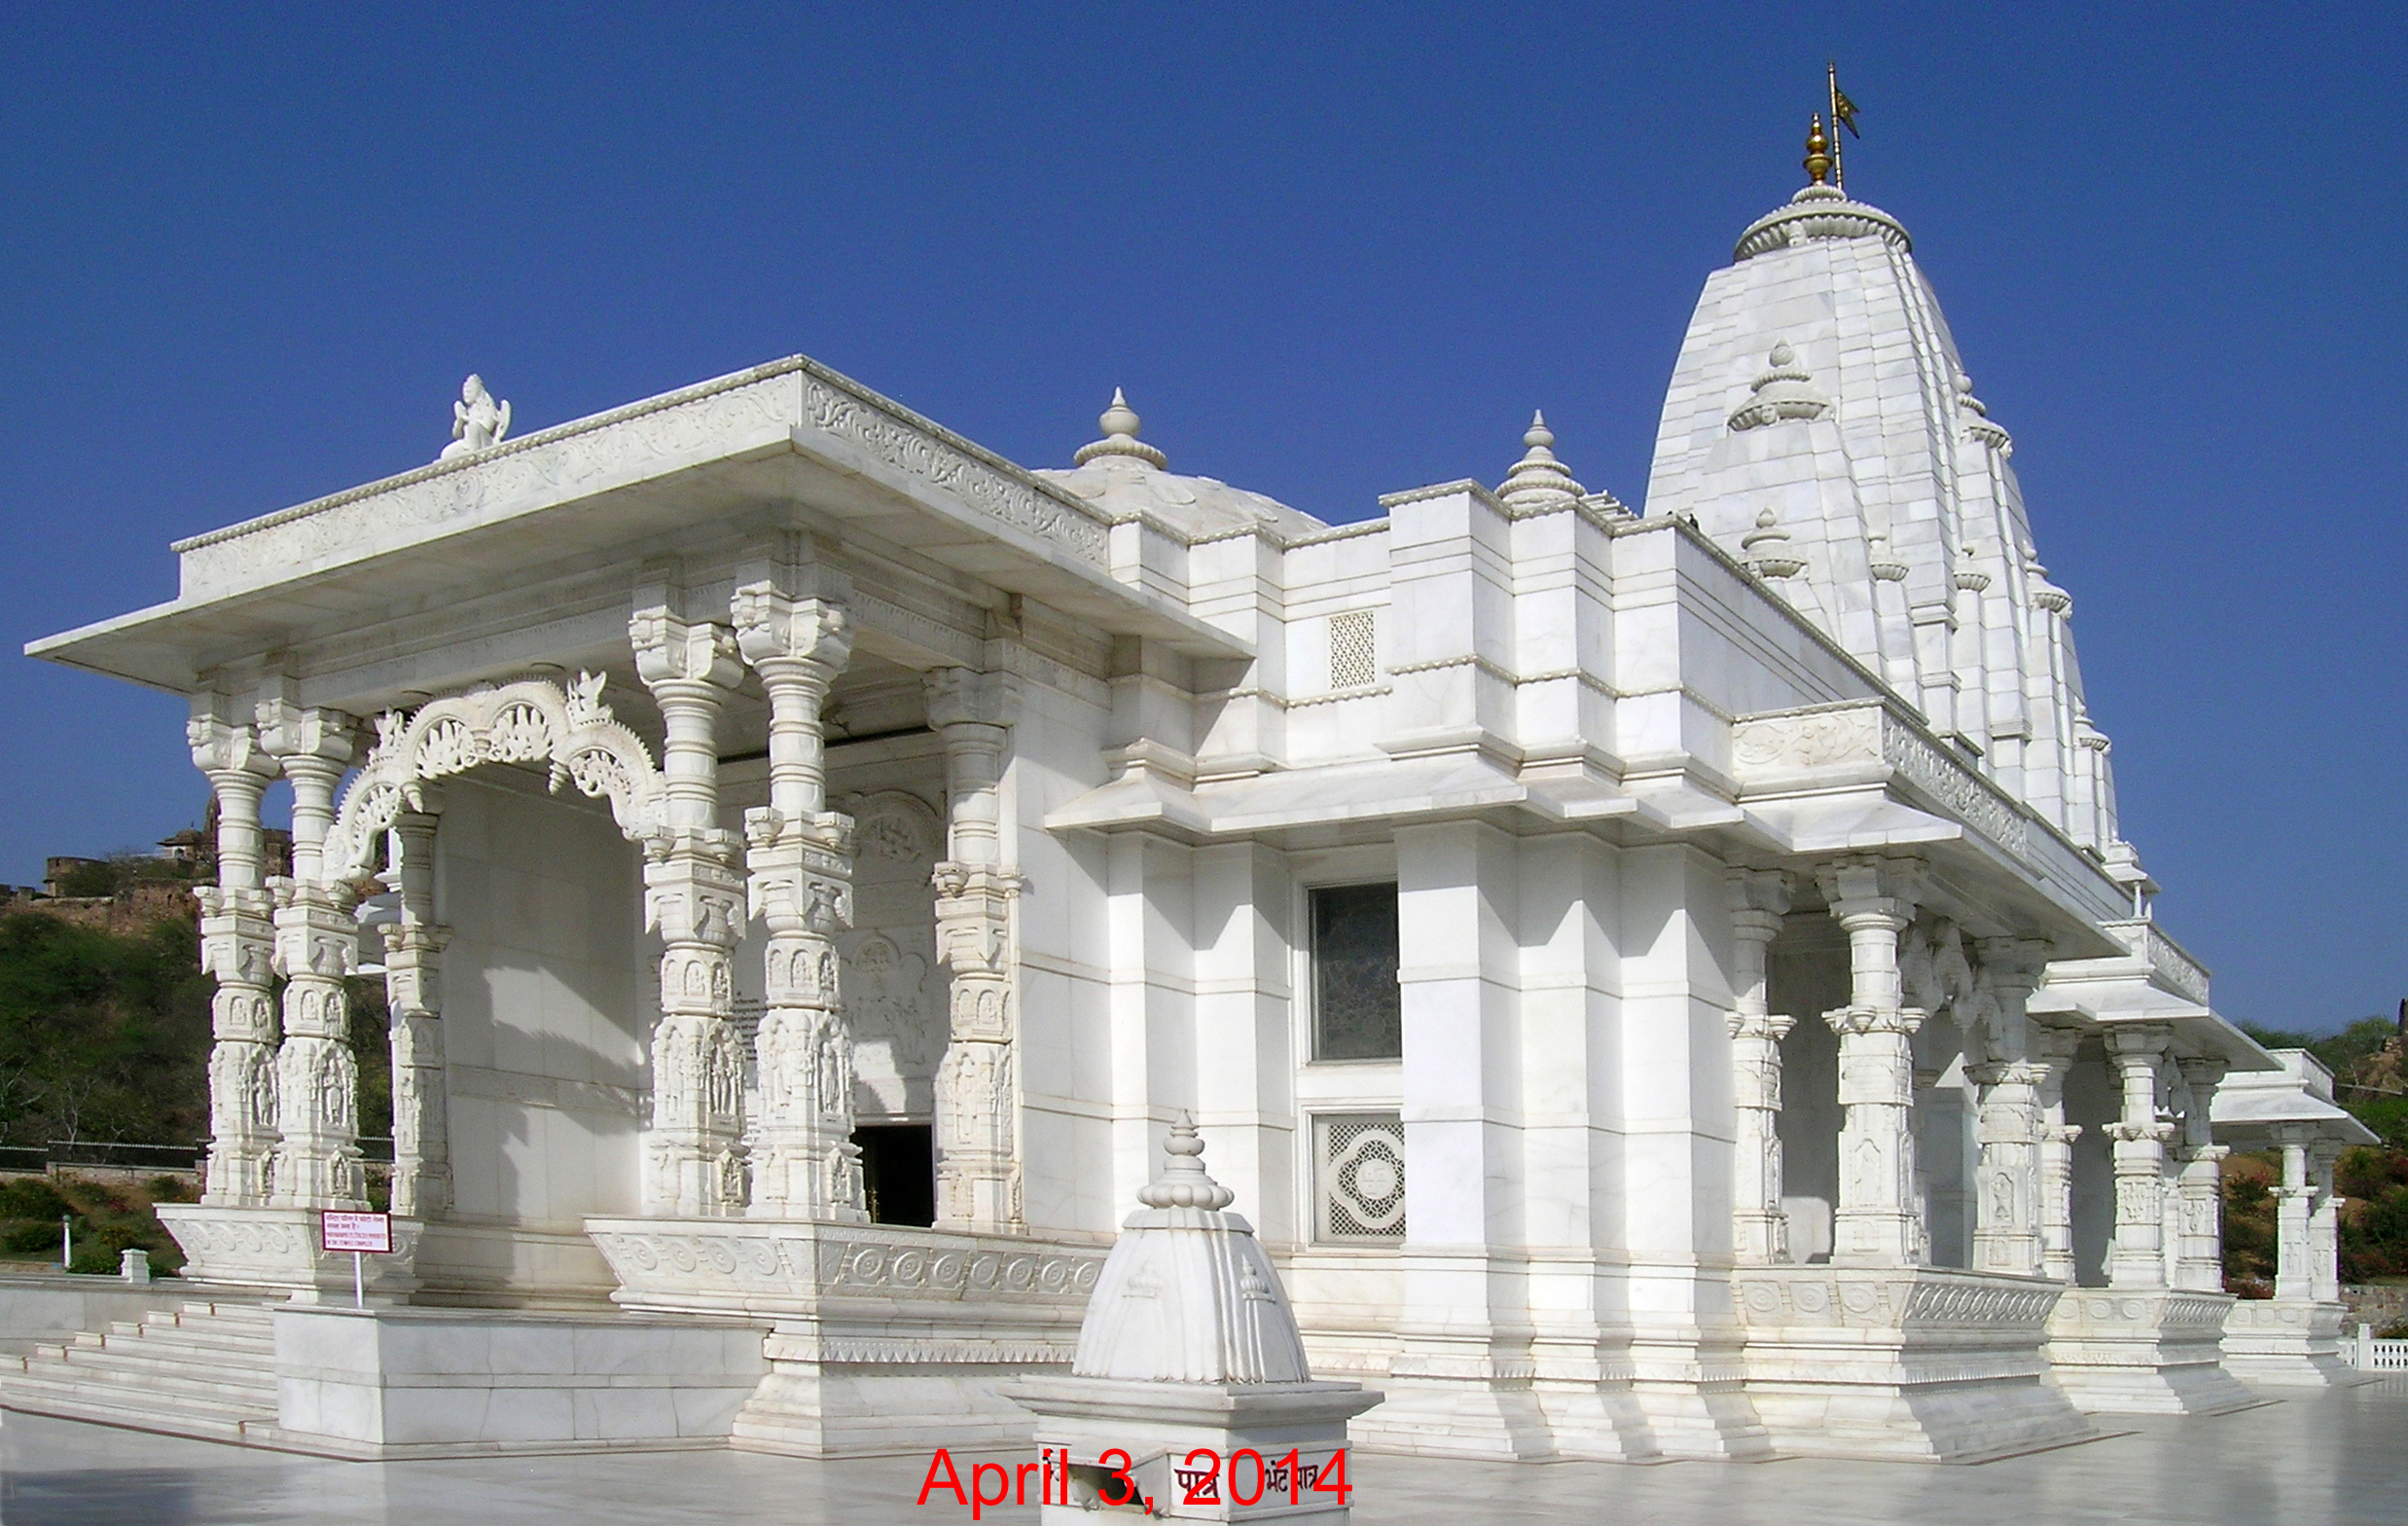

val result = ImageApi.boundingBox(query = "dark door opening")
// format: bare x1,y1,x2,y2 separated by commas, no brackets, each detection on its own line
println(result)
855,1123,936,1227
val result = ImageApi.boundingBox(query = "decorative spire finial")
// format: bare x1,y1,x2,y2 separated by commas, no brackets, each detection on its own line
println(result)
1804,114,1832,187
1867,533,1908,582
1497,410,1587,511
1073,386,1168,469
1728,340,1829,431
1137,1110,1236,1211
1743,506,1807,580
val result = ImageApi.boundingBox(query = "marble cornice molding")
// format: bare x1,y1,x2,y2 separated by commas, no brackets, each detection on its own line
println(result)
1283,518,1390,548
1376,478,1503,515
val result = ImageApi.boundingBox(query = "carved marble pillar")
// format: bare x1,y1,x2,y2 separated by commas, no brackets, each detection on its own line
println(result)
1970,940,2050,1277
634,605,750,1216
2273,1129,2315,1302
1726,868,1793,1265
383,802,451,1218
2031,1022,2084,1283
926,666,1024,1232
2172,1057,2229,1291
262,703,369,1210
733,568,866,1221
2103,1025,2174,1290
1817,855,1925,1267
191,700,282,1206
2309,1144,2343,1304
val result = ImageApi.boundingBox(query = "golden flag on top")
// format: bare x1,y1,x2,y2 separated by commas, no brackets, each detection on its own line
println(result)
1832,80,1862,137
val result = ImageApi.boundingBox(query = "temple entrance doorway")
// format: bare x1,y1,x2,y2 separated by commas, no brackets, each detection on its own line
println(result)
858,1124,937,1226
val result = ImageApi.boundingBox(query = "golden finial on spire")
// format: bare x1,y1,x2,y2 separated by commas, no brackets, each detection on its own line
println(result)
1803,114,1832,186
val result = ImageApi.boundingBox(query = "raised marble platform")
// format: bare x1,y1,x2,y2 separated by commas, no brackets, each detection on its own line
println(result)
586,1216,1108,1458
2221,1297,2374,1389
2046,1288,2260,1414
1734,1265,2094,1461
266,1303,768,1459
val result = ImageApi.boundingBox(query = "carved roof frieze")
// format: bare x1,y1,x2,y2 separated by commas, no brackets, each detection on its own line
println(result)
173,357,1114,601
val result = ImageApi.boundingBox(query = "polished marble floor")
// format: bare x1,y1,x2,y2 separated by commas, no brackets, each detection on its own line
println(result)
5,1380,2405,1525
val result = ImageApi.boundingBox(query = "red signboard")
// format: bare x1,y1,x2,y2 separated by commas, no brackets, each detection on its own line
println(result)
321,1211,392,1254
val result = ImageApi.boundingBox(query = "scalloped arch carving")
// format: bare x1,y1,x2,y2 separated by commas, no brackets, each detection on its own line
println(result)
325,674,666,881
843,789,945,864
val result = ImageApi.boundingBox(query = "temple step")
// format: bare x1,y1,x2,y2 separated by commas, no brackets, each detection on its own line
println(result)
0,1299,278,1441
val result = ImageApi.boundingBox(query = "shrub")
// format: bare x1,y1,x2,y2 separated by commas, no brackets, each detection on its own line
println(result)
145,1174,198,1203
66,1219,162,1276
1,1221,61,1254
0,1179,70,1218
67,1242,117,1275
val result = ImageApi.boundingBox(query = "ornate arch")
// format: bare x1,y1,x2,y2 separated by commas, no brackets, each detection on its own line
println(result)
325,673,666,880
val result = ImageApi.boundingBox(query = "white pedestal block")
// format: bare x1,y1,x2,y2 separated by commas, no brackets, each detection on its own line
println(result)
586,1216,1107,1457
2045,1289,2259,1414
1008,1375,1381,1523
1736,1265,2095,1461
269,1304,767,1458
2220,1297,2375,1388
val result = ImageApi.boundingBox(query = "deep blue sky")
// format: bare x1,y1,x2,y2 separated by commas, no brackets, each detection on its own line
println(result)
3,6,2400,1030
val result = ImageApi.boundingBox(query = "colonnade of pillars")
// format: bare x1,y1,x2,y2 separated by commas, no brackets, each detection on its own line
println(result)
189,554,1024,1232
1727,853,2229,1290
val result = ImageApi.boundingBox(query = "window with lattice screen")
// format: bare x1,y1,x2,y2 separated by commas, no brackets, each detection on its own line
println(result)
1314,1112,1406,1243
1328,609,1377,688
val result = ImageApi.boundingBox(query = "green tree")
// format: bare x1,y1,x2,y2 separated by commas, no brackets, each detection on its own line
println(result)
0,912,212,1144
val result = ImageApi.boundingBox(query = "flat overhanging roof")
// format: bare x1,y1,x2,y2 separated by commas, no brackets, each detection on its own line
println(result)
29,354,1249,693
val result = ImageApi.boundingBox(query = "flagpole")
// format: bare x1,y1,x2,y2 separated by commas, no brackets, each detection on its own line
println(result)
1828,60,1845,191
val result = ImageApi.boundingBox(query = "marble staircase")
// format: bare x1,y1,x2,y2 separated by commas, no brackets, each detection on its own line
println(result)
0,1299,278,1441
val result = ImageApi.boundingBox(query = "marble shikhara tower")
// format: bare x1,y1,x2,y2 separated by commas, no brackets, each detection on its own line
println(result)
18,148,2369,1462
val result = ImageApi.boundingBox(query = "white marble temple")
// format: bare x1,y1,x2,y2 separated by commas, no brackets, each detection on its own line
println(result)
15,132,2308,1467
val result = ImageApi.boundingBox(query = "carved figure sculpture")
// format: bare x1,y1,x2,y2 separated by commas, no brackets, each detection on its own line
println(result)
440,374,512,459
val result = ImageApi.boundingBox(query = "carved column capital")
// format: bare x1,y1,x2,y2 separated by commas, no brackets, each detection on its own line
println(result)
1724,865,1793,924
1973,935,2054,993
2176,1055,2230,1090
1727,1009,1796,1042
733,584,853,675
1967,1059,2051,1090
924,666,1019,731
2104,1024,2173,1065
631,606,743,692
1815,854,1923,923
2031,1020,2084,1068
189,698,279,782
2104,1119,2176,1144
254,697,359,772
1825,1004,1925,1038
